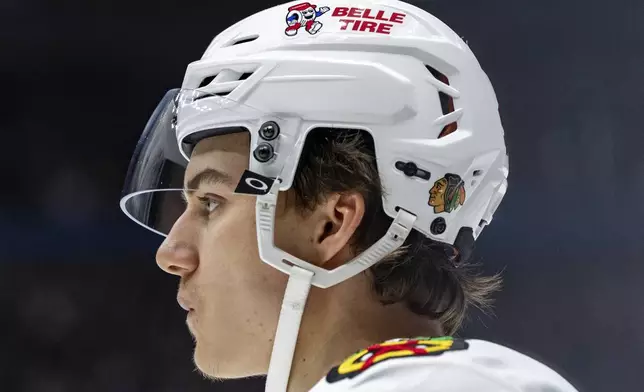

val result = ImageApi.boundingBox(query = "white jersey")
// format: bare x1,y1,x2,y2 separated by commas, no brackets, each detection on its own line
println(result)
309,337,578,392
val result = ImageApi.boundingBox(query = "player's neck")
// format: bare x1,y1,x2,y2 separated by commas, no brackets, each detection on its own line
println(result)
286,275,443,392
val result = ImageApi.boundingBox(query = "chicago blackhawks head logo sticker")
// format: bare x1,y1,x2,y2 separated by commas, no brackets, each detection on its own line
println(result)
326,337,469,383
428,173,466,213
285,2,330,36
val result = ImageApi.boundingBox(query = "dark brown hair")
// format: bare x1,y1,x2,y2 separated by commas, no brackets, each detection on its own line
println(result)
290,128,502,334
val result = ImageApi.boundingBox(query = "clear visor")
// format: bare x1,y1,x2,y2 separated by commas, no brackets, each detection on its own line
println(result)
120,88,269,237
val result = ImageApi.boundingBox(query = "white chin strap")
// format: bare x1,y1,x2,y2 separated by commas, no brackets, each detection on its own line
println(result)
265,266,314,392
257,180,416,392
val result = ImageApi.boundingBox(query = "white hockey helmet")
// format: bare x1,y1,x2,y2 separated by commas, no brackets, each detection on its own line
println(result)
120,1,508,390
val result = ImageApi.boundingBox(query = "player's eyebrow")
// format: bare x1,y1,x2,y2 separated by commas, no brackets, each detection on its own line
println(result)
184,168,234,195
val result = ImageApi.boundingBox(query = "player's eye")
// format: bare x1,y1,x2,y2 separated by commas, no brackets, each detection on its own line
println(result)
197,196,219,214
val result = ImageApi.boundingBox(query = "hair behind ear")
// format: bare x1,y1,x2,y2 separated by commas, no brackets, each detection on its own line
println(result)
291,128,502,334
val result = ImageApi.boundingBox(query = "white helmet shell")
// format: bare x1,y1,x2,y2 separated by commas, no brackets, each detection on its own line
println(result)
177,0,509,249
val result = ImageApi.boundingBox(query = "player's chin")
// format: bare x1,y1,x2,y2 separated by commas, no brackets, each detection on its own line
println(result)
193,345,226,380
193,343,250,380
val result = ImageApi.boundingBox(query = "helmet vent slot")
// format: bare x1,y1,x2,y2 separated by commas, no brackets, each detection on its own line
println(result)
239,72,253,81
196,69,256,97
198,75,217,88
425,65,458,138
225,34,259,47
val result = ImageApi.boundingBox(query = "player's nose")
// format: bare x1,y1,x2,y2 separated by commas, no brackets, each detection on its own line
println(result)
156,239,198,277
156,217,199,277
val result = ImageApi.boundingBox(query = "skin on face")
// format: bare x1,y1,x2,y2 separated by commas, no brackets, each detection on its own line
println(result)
155,131,438,388
156,131,361,378
156,132,288,377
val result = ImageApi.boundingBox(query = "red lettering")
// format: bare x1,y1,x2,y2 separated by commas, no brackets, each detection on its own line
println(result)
376,23,393,35
348,7,362,18
391,12,406,24
359,8,399,22
359,21,377,32
362,8,375,19
332,7,407,25
338,18,352,30
375,10,389,21
332,7,348,17
332,7,404,34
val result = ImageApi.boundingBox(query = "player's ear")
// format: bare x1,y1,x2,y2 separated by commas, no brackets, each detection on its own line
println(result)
313,191,365,270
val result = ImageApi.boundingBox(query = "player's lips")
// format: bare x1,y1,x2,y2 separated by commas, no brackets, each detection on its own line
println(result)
177,295,195,312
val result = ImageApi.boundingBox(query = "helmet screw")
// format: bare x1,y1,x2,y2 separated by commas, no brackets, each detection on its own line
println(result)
430,217,447,235
402,162,417,177
259,121,280,141
253,143,274,163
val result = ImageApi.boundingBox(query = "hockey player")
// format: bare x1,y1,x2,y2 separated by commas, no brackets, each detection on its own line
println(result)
119,1,579,391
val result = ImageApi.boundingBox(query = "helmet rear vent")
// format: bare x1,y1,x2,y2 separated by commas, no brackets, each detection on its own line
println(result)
425,65,458,138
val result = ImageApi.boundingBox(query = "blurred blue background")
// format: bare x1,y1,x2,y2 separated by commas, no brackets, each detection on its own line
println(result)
1,0,642,391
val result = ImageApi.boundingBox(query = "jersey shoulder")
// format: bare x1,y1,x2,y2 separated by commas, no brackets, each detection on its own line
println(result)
309,337,578,392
